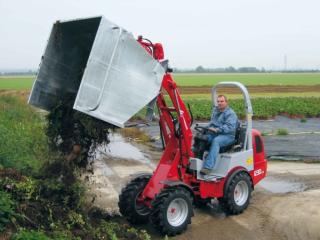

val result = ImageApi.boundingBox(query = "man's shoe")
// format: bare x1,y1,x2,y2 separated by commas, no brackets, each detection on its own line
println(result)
200,168,212,175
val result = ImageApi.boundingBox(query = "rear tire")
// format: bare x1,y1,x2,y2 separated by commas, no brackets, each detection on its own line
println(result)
150,187,194,236
219,172,252,215
118,176,151,224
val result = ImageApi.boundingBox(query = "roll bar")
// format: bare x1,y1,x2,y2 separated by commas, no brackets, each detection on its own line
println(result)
212,82,253,150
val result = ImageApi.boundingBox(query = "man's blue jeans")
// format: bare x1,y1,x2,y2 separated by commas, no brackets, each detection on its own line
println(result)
203,134,235,170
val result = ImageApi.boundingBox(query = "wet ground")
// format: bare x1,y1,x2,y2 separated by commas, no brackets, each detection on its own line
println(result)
254,116,320,160
139,116,320,160
82,128,320,240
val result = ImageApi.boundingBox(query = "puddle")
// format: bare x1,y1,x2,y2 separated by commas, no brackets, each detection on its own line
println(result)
100,134,151,164
259,176,307,193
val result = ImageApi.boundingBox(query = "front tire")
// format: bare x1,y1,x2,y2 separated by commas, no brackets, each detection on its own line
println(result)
118,176,151,224
219,172,252,215
150,187,194,236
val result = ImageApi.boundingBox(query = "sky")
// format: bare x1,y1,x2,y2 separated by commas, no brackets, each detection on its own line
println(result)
1,0,320,70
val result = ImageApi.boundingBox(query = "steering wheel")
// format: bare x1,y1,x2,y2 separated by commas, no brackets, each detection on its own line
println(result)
194,125,208,133
194,125,217,134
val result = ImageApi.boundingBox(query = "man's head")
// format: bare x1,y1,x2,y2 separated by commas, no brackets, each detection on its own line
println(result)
217,95,228,111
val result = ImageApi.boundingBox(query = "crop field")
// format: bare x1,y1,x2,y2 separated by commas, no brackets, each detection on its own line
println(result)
0,76,35,89
183,97,320,119
174,73,320,86
1,73,320,90
1,73,320,119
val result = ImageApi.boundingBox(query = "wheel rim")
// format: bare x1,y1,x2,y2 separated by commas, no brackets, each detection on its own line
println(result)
234,180,249,206
167,198,189,227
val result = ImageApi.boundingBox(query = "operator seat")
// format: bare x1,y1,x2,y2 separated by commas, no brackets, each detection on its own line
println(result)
219,121,244,153
192,121,245,159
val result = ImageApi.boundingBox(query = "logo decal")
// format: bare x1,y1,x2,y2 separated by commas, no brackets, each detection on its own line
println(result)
254,169,264,176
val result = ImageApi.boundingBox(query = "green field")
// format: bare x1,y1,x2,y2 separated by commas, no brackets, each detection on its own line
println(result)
183,97,320,119
0,76,35,90
174,73,320,86
182,92,320,99
1,73,320,90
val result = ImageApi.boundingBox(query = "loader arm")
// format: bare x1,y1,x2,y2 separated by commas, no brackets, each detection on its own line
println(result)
137,38,194,202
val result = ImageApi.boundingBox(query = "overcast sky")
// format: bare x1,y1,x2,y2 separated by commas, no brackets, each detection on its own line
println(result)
1,0,320,70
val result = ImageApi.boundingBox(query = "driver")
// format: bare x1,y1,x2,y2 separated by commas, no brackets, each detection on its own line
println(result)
200,95,238,175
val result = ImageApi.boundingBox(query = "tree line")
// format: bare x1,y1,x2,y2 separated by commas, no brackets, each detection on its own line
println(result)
0,70,37,76
1,67,320,76
173,66,320,73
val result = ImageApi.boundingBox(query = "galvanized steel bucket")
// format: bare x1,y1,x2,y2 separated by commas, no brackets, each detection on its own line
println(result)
29,16,164,127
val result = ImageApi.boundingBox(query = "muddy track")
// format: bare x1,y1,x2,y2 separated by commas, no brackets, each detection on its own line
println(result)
179,85,320,94
81,133,320,240
251,204,285,240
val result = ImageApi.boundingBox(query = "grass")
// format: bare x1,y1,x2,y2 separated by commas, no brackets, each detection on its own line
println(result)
174,73,320,86
1,73,320,91
276,128,289,135
0,76,35,90
0,95,49,174
0,95,152,239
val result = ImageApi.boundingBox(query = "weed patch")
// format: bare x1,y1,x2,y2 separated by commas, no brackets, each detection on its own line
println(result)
276,129,289,136
0,95,150,239
0,96,50,174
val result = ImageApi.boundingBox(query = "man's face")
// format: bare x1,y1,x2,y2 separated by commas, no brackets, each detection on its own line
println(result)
217,96,228,111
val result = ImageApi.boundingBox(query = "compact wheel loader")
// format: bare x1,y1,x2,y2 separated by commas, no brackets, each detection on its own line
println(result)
118,38,267,236
28,16,267,237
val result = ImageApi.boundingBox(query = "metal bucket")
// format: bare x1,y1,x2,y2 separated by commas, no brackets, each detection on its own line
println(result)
29,16,164,127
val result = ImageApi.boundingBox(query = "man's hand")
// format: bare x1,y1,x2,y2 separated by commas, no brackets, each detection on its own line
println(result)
208,127,219,133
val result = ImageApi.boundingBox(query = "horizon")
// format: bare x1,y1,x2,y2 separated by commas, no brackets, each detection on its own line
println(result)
1,66,320,74
1,0,320,70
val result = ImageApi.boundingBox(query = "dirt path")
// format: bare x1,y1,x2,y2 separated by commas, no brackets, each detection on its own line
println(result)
82,135,320,240
171,162,320,240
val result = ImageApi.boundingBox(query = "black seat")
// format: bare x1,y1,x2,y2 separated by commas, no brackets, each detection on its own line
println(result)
219,121,242,153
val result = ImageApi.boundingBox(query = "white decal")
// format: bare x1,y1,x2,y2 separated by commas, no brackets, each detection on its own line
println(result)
254,169,264,176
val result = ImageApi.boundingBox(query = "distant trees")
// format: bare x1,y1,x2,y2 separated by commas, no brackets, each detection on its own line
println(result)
1,67,319,76
173,66,320,73
238,67,260,73
0,70,37,76
226,66,237,73
177,66,265,73
195,66,205,73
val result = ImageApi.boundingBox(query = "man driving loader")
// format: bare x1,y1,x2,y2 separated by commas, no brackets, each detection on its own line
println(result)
200,95,238,175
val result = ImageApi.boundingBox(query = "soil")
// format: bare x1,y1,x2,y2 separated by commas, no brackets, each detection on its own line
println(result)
82,134,320,240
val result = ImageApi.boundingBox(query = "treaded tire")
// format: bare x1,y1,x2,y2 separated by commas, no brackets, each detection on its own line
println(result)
118,176,151,224
219,172,252,215
150,187,194,236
